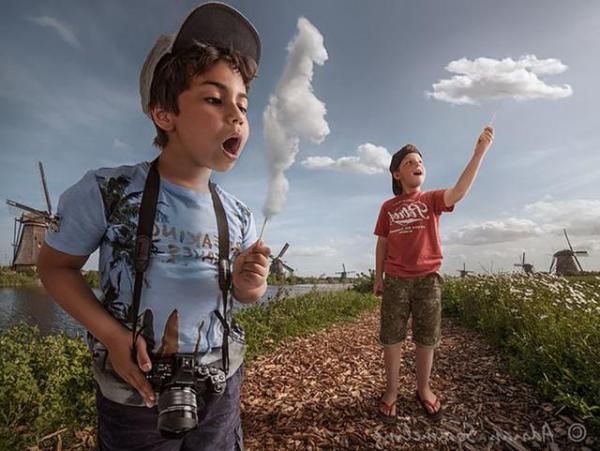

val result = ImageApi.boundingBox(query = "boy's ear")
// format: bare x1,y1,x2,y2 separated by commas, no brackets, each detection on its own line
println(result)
150,106,175,132
392,169,402,181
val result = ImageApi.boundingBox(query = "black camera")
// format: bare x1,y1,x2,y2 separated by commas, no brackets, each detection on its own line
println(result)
145,354,227,438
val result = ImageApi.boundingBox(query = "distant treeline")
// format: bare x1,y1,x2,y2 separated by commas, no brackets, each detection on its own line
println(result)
1,265,360,289
0,267,100,288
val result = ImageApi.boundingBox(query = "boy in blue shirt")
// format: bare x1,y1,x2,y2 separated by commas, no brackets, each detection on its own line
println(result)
38,3,269,450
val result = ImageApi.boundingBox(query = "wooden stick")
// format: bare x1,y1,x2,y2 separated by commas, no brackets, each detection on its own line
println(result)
489,100,504,126
258,217,268,242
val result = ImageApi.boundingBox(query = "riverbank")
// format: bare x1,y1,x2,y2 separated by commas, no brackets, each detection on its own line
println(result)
0,267,39,287
0,267,354,289
0,267,100,288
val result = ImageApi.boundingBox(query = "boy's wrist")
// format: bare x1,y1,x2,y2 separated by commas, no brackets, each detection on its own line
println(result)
473,146,488,157
100,322,132,351
233,280,267,303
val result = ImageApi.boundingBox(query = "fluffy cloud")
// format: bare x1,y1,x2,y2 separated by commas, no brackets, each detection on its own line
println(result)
302,143,391,175
27,16,82,50
446,199,600,246
428,55,572,105
446,218,548,245
523,199,600,235
262,18,329,218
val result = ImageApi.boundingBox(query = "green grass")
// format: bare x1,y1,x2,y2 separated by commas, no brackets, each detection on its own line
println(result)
236,288,378,362
0,267,100,288
0,288,377,449
443,273,600,431
0,267,39,287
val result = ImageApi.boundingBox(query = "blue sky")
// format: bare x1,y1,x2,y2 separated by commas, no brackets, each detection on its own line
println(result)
1,0,599,276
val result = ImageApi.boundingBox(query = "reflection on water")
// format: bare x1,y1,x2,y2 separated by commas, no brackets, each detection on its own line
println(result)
0,284,351,337
0,286,94,338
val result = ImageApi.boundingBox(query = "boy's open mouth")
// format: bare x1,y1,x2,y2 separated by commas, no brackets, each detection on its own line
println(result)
222,136,241,160
413,170,423,176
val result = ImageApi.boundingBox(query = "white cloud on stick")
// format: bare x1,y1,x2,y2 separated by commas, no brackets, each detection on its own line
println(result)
302,143,392,175
428,55,573,105
27,16,82,50
262,18,329,218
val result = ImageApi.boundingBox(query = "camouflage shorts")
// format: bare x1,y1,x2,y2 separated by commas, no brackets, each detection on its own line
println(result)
379,272,443,348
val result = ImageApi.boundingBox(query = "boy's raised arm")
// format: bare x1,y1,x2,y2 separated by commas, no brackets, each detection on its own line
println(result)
38,243,156,408
444,126,494,208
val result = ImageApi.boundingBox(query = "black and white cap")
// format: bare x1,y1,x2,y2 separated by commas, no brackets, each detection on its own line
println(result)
139,2,261,116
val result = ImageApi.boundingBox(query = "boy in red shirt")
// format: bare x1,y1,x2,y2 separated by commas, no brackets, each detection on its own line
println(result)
374,127,494,422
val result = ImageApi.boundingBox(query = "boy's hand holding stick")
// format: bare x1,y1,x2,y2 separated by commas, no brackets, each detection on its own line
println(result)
232,239,271,302
475,126,494,156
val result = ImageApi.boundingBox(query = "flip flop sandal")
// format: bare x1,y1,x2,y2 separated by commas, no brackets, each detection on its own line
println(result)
378,398,397,424
415,390,443,421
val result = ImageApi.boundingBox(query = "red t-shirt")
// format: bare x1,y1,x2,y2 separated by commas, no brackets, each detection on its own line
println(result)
374,190,454,278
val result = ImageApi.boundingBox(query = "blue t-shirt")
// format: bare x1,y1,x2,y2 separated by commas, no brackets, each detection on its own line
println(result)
45,161,256,405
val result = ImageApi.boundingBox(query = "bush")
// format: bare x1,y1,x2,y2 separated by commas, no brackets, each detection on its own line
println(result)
0,323,95,450
82,270,100,288
352,270,375,294
0,267,38,287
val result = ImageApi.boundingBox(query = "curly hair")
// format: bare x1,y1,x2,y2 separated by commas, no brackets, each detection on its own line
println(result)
148,42,258,148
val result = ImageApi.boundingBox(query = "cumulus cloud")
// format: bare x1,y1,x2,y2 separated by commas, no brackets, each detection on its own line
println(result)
302,143,392,175
446,218,549,246
262,18,329,218
523,199,600,235
446,198,600,246
288,245,337,257
27,16,82,49
428,55,572,105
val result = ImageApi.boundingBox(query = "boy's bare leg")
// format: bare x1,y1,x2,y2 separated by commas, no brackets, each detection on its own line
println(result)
382,343,403,412
415,345,440,412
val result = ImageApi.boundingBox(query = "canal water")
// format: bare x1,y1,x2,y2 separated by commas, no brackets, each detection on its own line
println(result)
0,284,351,338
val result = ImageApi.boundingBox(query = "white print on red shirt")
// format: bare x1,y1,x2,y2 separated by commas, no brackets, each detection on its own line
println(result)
387,200,430,234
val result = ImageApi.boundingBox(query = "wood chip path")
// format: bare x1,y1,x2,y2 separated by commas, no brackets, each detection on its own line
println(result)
241,309,596,450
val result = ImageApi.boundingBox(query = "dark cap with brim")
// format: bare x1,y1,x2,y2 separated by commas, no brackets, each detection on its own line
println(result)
389,144,422,195
139,2,261,116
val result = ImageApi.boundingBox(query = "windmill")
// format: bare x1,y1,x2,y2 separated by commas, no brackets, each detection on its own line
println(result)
457,263,474,278
549,229,588,276
335,263,356,281
6,162,59,272
514,252,534,274
269,243,294,281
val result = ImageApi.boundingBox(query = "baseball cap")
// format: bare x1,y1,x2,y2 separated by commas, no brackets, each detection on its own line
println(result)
389,144,422,195
139,2,261,116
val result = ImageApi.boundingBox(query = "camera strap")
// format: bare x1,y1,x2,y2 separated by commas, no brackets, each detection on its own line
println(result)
130,157,232,374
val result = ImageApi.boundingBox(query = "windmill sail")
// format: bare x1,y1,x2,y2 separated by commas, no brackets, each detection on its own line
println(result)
39,162,52,215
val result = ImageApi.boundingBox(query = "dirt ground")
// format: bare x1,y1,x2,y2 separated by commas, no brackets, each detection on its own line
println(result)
241,309,597,450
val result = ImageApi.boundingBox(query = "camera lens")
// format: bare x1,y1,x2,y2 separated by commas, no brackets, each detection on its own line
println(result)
157,386,198,438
